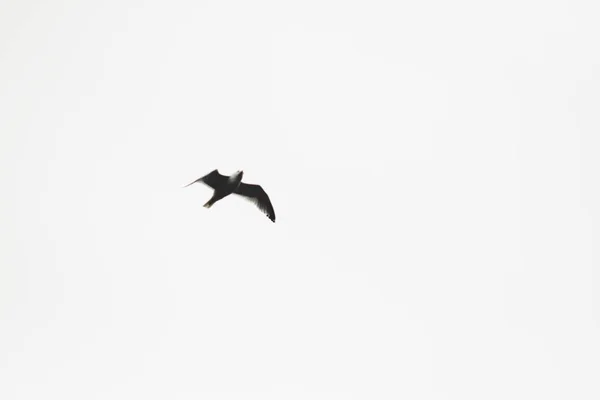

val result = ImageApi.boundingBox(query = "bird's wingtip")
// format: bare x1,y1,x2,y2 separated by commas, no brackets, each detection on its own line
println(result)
183,179,199,188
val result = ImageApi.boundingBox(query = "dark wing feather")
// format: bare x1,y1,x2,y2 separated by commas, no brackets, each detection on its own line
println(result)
183,169,229,189
234,183,276,222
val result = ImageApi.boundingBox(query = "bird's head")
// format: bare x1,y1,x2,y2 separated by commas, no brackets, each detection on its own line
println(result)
237,170,244,178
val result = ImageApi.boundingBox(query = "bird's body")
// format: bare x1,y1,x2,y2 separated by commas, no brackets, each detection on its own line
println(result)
202,170,244,208
184,169,276,222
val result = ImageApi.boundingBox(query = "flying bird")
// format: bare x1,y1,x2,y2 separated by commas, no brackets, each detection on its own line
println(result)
184,169,276,222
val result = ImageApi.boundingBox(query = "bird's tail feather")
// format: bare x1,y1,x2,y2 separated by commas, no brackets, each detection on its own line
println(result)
203,200,213,208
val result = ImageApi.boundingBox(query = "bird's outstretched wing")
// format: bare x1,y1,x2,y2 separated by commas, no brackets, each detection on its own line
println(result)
234,183,276,222
183,169,229,189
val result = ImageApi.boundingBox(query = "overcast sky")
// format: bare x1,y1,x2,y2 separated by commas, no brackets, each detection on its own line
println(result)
1,1,599,399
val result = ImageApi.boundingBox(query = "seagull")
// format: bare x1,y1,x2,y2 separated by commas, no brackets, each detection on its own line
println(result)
184,169,276,222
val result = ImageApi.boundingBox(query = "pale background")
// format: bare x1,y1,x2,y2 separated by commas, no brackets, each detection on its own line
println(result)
1,1,599,399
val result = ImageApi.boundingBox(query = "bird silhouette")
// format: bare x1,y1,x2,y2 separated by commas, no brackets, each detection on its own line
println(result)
184,169,276,222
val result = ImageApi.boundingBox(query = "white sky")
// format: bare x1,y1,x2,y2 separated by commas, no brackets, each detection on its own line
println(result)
1,0,599,399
